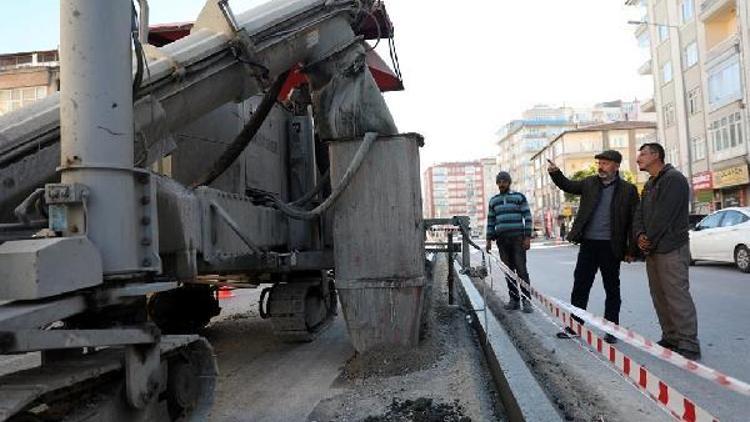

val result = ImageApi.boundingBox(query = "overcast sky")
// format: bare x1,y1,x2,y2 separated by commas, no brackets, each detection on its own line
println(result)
0,1,652,170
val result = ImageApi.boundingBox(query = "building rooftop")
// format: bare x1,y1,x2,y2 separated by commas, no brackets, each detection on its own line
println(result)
572,120,656,132
529,121,657,160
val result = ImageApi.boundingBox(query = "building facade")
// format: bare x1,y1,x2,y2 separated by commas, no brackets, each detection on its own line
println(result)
627,0,750,212
481,157,500,205
530,121,658,238
0,50,59,116
424,160,499,235
495,102,652,218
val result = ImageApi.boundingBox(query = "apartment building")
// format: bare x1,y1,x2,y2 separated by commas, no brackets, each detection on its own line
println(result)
0,50,59,116
423,160,494,235
496,106,577,216
481,157,500,204
495,102,651,217
529,121,658,238
627,0,750,212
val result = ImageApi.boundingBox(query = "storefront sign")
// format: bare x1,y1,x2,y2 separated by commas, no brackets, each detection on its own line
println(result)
713,165,749,189
695,190,713,203
692,171,713,191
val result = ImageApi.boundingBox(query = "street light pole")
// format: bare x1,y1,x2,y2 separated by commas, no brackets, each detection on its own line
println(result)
628,20,695,210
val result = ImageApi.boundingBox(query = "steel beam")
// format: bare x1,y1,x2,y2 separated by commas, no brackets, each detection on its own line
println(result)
0,328,158,353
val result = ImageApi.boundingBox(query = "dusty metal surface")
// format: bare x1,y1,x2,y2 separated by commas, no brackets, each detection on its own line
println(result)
331,134,425,352
0,237,102,300
0,335,214,421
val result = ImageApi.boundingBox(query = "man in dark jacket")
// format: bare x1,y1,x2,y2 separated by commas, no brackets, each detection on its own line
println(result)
548,150,639,343
486,171,534,313
633,143,701,360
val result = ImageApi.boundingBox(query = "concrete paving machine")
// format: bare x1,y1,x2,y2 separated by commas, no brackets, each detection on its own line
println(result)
0,0,425,420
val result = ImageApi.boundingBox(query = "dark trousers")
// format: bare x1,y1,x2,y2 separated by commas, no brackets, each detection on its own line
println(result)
496,236,530,301
571,240,621,325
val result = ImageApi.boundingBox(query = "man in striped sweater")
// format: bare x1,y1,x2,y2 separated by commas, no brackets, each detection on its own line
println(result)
485,171,534,313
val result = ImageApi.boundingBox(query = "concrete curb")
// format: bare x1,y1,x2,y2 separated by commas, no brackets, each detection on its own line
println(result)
456,271,562,422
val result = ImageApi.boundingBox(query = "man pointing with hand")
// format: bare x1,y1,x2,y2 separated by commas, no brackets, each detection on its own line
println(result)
547,151,639,343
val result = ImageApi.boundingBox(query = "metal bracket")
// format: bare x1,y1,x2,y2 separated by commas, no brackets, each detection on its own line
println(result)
45,183,90,233
134,169,162,272
45,183,89,205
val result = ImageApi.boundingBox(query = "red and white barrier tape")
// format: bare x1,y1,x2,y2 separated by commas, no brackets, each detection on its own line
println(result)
480,252,750,421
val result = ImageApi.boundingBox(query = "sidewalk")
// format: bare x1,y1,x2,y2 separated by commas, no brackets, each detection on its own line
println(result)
531,239,571,249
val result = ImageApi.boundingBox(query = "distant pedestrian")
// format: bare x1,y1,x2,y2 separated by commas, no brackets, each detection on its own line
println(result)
559,222,567,240
633,143,701,360
485,171,534,313
547,151,639,343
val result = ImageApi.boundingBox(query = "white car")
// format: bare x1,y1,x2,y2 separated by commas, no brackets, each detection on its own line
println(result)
689,207,750,273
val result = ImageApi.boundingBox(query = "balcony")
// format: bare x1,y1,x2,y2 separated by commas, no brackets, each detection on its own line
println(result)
641,98,656,113
705,34,739,66
701,0,734,21
633,21,649,40
638,59,652,75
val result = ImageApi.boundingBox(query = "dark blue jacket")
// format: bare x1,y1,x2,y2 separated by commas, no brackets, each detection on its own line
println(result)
486,191,532,240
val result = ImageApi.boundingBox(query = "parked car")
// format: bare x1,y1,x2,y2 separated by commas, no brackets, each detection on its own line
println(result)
689,207,750,273
688,214,707,230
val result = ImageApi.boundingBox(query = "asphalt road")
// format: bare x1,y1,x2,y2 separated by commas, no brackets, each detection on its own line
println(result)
515,243,750,421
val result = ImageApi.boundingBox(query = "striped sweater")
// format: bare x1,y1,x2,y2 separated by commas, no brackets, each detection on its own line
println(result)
486,191,533,240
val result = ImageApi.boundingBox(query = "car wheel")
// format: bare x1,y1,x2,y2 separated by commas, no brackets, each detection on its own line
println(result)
735,245,750,273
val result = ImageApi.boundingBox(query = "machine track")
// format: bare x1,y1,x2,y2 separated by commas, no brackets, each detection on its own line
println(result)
262,274,337,342
0,336,216,422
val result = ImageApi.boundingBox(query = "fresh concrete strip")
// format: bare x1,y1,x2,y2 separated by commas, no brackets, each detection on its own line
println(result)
457,271,562,422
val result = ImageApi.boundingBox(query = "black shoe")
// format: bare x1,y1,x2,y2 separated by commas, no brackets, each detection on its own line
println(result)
556,327,579,339
604,334,618,344
522,300,534,314
656,339,676,350
504,300,520,311
675,348,701,361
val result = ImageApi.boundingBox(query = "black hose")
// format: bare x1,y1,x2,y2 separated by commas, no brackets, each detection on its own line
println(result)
191,70,290,188
289,169,330,207
245,132,378,221
0,220,47,232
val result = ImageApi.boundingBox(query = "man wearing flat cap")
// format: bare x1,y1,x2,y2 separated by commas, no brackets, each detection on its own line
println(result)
486,171,534,313
547,150,639,343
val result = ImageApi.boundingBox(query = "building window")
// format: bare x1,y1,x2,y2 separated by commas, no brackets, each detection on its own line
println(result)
708,54,742,110
688,87,702,115
667,146,679,166
684,42,698,68
663,103,676,127
658,25,669,43
680,0,694,23
691,136,706,161
662,62,673,84
0,86,47,116
610,135,627,148
37,51,58,63
637,32,650,49
709,112,744,152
